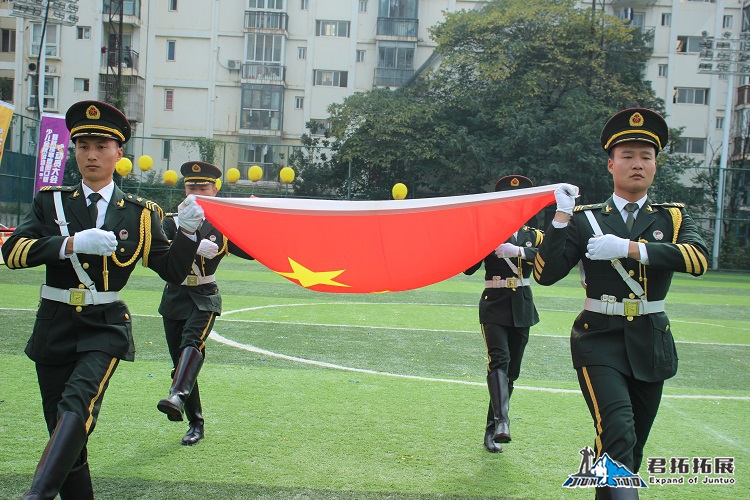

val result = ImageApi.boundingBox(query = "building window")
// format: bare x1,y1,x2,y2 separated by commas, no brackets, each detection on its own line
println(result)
301,0,309,10
28,75,57,110
246,34,283,63
676,36,703,53
249,0,283,8
76,26,90,40
241,84,284,130
169,0,177,10
357,50,365,62
163,140,171,160
661,13,671,26
167,40,176,61
716,116,724,129
378,43,414,69
674,88,708,104
673,137,706,154
74,78,89,92
1,29,15,52
295,96,304,109
298,47,306,59
316,20,350,37
658,64,668,77
165,89,174,110
724,15,733,29
314,70,348,87
31,23,59,57
359,0,368,12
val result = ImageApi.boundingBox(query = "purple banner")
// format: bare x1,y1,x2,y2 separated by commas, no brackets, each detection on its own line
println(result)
34,113,70,194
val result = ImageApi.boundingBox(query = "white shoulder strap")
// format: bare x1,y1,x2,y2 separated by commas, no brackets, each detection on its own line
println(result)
583,209,645,299
502,257,520,277
53,191,98,293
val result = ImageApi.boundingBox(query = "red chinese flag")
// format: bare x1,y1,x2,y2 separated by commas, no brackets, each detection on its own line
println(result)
197,184,560,293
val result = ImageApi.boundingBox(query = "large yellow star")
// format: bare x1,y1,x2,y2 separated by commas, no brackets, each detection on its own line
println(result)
276,257,351,288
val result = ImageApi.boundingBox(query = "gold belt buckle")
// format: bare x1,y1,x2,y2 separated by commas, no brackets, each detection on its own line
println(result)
622,299,640,317
187,276,199,286
506,277,517,290
68,289,86,306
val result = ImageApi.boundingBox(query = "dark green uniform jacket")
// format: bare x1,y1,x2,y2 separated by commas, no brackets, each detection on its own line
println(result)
1,184,198,364
533,198,709,382
158,215,253,320
465,226,543,327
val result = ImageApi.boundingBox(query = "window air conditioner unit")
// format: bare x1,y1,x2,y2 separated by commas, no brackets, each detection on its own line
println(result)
228,60,242,70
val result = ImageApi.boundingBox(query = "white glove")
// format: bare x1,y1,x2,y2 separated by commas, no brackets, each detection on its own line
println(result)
72,228,117,256
178,195,204,233
196,239,219,259
586,234,630,261
554,184,579,215
494,243,522,259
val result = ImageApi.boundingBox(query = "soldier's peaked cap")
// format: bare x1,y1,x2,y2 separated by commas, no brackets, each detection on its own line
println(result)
600,108,668,153
495,175,533,192
181,161,222,185
65,100,131,144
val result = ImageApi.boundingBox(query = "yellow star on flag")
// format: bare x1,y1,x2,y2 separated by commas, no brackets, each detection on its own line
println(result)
276,257,351,288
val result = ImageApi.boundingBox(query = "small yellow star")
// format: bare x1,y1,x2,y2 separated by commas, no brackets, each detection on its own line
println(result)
276,257,350,288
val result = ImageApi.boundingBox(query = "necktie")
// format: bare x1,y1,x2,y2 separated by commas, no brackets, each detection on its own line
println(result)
624,202,638,232
88,192,102,227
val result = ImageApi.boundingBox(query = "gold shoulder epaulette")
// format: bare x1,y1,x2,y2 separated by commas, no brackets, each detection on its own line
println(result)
124,194,164,219
651,202,685,208
39,186,75,192
573,203,605,212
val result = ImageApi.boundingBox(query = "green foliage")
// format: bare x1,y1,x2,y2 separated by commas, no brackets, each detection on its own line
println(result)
190,137,223,164
295,0,670,203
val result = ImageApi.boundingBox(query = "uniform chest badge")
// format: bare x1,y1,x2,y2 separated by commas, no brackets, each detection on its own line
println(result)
653,230,664,241
525,241,532,247
119,229,129,240
209,235,216,242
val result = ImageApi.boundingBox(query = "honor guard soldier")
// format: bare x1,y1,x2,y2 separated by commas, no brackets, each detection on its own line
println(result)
157,161,253,445
465,175,544,453
2,100,203,499
534,108,709,499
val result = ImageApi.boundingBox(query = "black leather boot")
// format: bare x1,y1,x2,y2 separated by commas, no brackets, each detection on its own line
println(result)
595,486,640,499
23,412,88,500
483,402,503,452
157,346,203,422
58,460,94,500
487,369,511,443
182,381,205,446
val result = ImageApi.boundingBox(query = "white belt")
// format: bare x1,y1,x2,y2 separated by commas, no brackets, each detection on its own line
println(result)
584,296,665,317
485,277,530,289
181,274,216,286
40,285,120,306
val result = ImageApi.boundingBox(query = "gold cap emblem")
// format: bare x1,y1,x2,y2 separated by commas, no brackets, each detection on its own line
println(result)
86,105,101,120
629,112,644,127
192,164,202,172
510,178,520,187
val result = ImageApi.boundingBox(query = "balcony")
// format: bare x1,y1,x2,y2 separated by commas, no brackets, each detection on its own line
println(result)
101,49,139,74
609,0,657,7
240,109,282,136
98,74,145,123
245,10,288,31
102,0,141,24
242,62,284,82
374,67,415,87
377,18,418,39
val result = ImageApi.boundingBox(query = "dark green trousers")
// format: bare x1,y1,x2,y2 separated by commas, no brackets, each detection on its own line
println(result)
576,365,664,473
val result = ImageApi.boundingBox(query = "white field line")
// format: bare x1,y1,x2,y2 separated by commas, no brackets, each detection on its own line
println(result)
3,305,749,400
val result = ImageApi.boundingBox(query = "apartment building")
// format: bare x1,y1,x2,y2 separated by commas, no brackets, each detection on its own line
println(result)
0,0,489,180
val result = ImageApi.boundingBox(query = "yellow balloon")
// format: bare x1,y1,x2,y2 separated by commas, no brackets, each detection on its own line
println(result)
115,157,132,177
163,169,178,186
215,178,222,191
137,155,153,171
226,167,241,184
279,166,295,184
248,165,263,182
392,182,408,200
